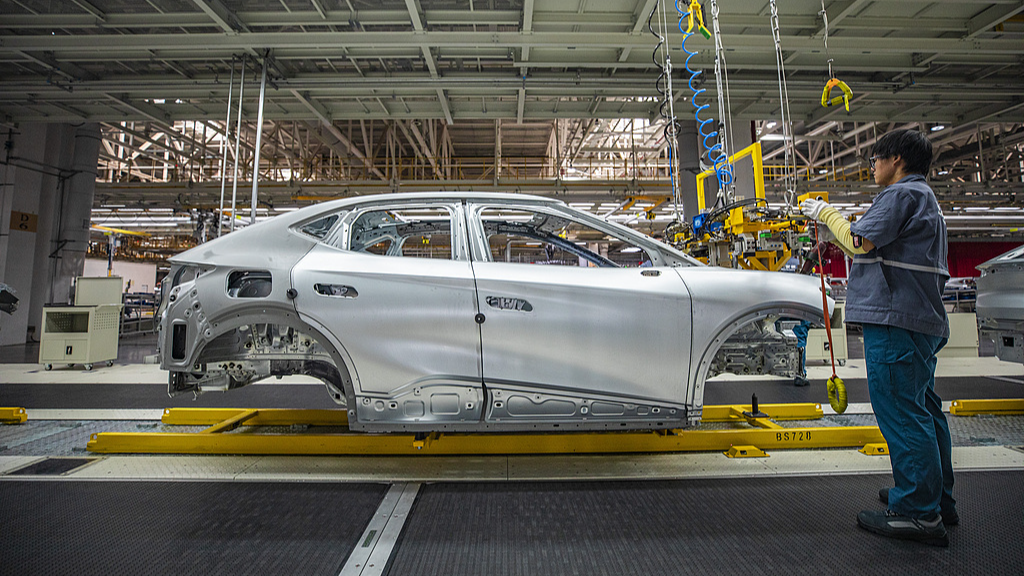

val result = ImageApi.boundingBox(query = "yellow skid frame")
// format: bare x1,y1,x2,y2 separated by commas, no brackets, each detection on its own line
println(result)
950,398,1024,416
1,407,27,425
86,404,882,456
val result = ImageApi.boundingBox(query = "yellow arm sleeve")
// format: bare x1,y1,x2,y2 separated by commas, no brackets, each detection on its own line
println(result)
818,205,870,255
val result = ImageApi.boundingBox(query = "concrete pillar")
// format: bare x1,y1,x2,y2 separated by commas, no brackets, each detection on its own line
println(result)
676,120,701,224
54,123,101,304
0,123,99,346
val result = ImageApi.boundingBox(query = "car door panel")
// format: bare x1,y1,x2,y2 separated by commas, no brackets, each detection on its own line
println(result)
291,245,482,396
472,263,692,406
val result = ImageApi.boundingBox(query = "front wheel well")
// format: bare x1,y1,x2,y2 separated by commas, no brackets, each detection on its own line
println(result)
693,306,825,392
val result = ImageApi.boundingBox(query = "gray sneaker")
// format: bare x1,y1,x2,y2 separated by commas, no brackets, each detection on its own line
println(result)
879,488,959,525
858,509,949,547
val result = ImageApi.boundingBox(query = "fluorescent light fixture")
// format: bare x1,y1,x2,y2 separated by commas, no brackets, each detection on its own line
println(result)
938,170,949,175
766,121,777,129
621,246,642,253
818,169,828,174
760,134,788,141
930,125,945,132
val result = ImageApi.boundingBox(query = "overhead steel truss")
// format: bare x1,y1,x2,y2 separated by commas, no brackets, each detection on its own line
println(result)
0,0,1022,126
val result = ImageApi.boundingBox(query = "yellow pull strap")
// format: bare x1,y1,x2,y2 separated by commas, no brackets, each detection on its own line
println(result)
827,376,848,414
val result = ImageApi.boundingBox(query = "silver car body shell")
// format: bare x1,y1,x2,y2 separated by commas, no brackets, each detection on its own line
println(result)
159,192,830,431
975,245,1024,364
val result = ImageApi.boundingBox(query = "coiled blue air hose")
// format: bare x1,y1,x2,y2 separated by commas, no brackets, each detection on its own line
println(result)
675,0,734,193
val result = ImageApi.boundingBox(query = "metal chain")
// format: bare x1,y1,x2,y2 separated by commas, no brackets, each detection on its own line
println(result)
708,0,735,203
820,0,834,78
769,0,798,206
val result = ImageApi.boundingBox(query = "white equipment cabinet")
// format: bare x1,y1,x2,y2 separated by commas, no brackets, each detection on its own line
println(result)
806,302,848,365
39,277,123,371
937,312,979,358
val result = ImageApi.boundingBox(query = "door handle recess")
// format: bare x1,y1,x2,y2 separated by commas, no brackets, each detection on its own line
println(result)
314,283,358,298
486,296,533,312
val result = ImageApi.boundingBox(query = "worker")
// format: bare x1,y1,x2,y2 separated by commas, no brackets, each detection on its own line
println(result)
791,320,811,387
800,129,953,547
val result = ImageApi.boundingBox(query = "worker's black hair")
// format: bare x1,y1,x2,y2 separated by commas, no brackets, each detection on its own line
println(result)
871,129,933,175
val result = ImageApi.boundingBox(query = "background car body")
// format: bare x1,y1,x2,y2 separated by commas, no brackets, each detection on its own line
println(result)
159,193,829,431
976,245,1024,364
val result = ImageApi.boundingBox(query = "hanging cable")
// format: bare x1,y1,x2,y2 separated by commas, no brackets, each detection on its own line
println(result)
819,0,853,113
676,0,733,205
768,0,798,209
813,221,848,414
708,0,736,202
649,0,683,222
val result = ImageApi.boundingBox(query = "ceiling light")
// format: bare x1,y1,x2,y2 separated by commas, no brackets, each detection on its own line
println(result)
621,247,641,253
930,125,945,132
760,134,788,141
938,170,949,175
766,121,777,129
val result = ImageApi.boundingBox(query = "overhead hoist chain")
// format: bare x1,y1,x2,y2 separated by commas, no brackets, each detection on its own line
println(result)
708,0,736,204
819,0,853,112
768,0,798,209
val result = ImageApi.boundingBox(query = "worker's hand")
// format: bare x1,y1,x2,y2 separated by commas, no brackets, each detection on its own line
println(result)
800,198,829,221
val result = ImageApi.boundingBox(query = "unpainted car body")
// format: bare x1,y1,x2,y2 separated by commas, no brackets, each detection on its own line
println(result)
158,193,829,431
976,245,1024,364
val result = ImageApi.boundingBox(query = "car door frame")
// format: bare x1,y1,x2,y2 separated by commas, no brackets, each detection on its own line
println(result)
463,199,695,429
289,198,486,430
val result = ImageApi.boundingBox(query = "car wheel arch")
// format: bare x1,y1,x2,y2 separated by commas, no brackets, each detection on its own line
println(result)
691,305,825,393
192,307,359,406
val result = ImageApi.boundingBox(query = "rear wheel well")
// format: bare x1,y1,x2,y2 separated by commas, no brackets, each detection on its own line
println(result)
169,317,356,405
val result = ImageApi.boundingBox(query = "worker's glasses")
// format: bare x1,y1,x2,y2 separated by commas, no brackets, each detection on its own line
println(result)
869,155,888,169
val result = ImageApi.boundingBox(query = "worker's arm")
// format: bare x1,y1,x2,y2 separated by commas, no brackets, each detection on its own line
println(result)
801,199,874,255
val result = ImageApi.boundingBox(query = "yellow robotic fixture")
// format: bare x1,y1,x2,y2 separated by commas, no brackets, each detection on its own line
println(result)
679,142,816,272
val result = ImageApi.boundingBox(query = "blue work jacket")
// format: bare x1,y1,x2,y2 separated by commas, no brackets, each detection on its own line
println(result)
847,174,950,338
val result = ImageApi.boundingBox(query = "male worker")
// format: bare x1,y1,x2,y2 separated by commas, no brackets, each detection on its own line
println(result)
800,129,954,547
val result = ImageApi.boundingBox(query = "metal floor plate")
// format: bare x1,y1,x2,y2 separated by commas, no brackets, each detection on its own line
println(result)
0,481,388,576
385,471,1024,576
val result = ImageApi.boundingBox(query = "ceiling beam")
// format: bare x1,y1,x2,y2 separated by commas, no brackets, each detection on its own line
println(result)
813,0,872,38
104,94,171,124
189,0,249,34
290,89,386,181
308,0,329,20
964,1,1024,39
16,50,97,82
70,0,106,22
2,31,1020,56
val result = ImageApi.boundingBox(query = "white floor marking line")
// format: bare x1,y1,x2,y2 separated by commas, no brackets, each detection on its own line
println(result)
339,482,421,576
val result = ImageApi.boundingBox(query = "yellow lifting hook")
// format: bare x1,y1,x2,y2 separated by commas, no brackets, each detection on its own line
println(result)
821,77,853,112
686,0,712,39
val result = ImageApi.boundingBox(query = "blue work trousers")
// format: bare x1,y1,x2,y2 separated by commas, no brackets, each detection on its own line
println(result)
862,323,955,520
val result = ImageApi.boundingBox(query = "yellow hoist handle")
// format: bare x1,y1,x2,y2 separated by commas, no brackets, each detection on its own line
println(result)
821,78,853,112
827,375,848,414
687,0,712,39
